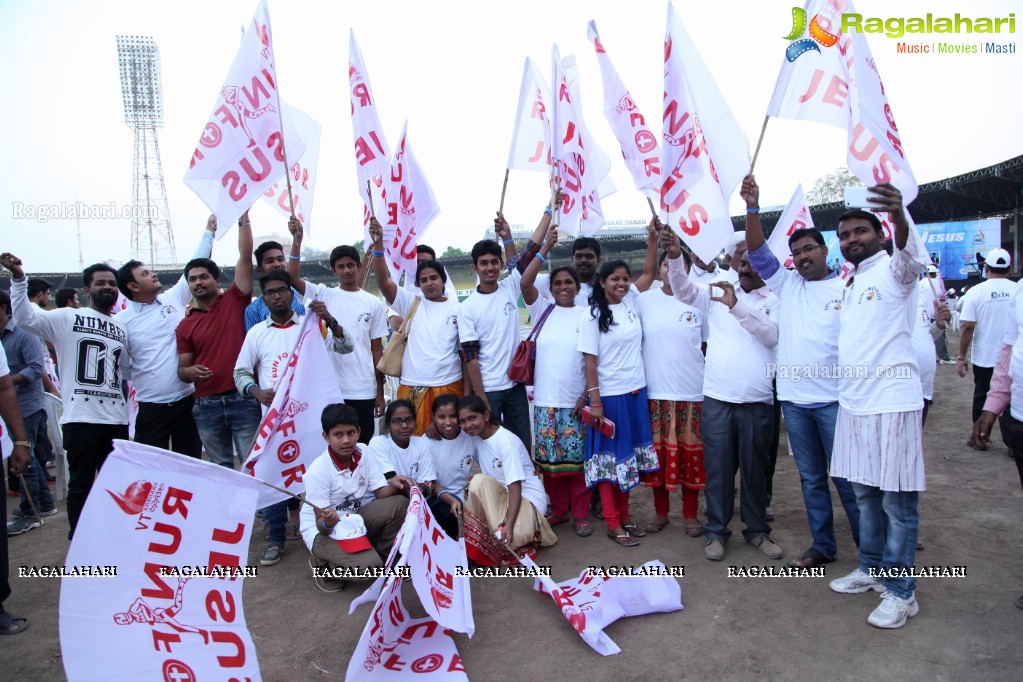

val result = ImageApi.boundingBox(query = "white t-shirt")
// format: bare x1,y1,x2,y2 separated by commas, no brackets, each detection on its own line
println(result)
366,434,438,483
837,226,929,416
390,287,462,387
577,300,645,397
116,277,195,404
912,298,936,401
11,278,128,425
234,317,302,415
524,298,586,408
635,288,705,401
690,264,737,287
299,445,386,551
536,274,594,308
458,270,523,392
431,431,477,500
960,278,1015,368
1002,279,1023,421
761,266,844,404
917,276,944,320
304,282,387,399
473,426,548,513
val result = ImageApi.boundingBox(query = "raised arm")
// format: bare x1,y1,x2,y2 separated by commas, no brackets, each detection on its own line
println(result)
1,254,57,342
659,228,706,309
286,216,307,296
493,213,518,266
520,225,559,306
633,218,661,292
369,217,398,304
234,210,254,295
741,175,764,251
514,190,562,273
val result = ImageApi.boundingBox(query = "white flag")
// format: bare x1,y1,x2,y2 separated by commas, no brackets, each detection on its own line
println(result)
766,0,918,203
243,308,344,509
350,31,392,243
184,0,305,238
551,46,615,236
383,123,441,286
507,58,553,173
766,184,815,269
60,440,264,681
523,555,683,656
661,2,750,263
588,21,660,197
262,103,321,232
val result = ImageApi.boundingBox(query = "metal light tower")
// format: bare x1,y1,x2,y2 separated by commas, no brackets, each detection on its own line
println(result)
117,35,177,266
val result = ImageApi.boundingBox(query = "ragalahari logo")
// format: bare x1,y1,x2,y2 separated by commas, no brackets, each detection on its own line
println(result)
784,6,841,61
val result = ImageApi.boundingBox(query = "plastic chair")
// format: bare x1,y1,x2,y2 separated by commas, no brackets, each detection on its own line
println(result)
42,392,68,500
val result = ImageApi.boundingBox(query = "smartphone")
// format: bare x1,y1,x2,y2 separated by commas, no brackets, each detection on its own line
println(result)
844,186,874,209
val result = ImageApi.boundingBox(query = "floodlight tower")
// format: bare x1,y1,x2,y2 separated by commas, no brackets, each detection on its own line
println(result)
116,35,177,266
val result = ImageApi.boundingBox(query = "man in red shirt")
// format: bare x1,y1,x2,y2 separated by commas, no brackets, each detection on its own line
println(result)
176,212,260,468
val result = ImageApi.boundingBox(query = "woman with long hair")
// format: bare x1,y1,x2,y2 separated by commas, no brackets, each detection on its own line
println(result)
520,226,592,537
458,395,557,565
578,260,658,547
637,249,707,537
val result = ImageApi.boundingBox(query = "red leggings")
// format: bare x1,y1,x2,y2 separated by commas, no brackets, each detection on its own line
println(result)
652,485,700,519
543,473,589,520
598,482,632,531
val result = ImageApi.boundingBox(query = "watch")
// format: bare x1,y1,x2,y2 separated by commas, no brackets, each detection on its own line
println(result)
329,319,339,329
13,440,31,448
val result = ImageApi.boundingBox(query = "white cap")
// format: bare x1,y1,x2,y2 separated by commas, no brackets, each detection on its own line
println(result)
986,248,1011,268
725,231,746,258
926,264,939,274
946,288,956,295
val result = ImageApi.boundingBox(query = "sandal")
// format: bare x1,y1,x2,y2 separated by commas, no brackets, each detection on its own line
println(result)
684,521,704,538
785,547,834,569
606,529,640,548
0,611,29,635
644,517,669,533
621,521,646,538
546,514,570,527
574,519,594,537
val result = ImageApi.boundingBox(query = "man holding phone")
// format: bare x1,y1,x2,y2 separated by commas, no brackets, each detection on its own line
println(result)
828,184,930,629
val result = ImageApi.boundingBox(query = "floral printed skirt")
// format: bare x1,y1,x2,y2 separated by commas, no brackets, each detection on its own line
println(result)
641,399,705,491
584,388,659,491
533,406,586,476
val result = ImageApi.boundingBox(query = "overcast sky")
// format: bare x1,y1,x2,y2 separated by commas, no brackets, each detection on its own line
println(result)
1,0,1020,271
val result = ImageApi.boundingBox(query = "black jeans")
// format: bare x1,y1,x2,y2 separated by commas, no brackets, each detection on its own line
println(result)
63,422,130,539
346,398,377,445
998,409,1023,491
972,365,1011,449
135,395,202,458
1,464,9,609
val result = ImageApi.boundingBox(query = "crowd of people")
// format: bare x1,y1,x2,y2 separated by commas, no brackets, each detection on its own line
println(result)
2,175,1021,637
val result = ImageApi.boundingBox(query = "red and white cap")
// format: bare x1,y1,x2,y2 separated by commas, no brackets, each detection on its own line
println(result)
331,513,374,553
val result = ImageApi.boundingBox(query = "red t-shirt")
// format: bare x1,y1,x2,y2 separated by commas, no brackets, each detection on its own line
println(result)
176,284,251,398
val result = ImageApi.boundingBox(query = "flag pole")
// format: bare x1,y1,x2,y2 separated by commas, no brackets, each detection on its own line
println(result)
498,168,510,215
257,479,327,514
363,180,377,289
647,196,657,219
749,115,770,175
16,474,41,521
366,180,376,217
273,85,296,219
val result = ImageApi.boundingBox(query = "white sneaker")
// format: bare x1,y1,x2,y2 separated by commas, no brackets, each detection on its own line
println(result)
867,591,919,628
829,568,885,594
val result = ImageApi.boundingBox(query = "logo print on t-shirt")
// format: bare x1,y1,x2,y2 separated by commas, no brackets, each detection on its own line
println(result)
460,453,473,468
357,312,372,325
857,287,882,304
679,310,700,325
502,302,515,316
824,298,842,311
491,457,503,470
446,315,458,327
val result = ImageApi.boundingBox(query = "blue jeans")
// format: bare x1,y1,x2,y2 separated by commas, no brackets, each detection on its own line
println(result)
192,392,262,469
262,500,288,547
852,483,919,598
17,410,54,515
486,384,532,452
781,402,859,559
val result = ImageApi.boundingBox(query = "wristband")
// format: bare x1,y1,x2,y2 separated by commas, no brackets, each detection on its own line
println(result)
288,254,301,261
544,206,553,216
239,220,251,226
319,518,334,532
244,384,254,397
746,207,760,214
590,403,602,408
372,249,385,257
13,440,31,448
536,252,546,264
586,386,600,393
502,239,514,245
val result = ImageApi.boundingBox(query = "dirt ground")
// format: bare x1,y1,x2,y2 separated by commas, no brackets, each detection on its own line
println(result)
5,329,1023,681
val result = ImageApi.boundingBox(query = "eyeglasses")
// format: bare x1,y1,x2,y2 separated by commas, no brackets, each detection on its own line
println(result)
263,287,291,298
389,417,415,427
790,244,822,258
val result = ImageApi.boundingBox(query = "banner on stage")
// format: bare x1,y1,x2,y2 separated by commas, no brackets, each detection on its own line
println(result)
59,440,264,681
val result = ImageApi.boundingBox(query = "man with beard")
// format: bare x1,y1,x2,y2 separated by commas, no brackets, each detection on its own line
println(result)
661,226,781,562
175,212,259,469
1,254,129,540
742,175,860,570
826,185,929,629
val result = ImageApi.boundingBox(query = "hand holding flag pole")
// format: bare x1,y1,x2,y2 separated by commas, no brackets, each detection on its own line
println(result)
498,168,510,215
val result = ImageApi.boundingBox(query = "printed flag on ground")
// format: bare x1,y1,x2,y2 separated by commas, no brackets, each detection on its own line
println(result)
184,0,305,238
588,20,660,197
60,440,264,681
522,555,683,656
766,0,918,203
661,2,750,263
507,58,553,174
551,46,615,236
262,103,321,231
350,31,392,244
243,307,344,509
766,184,815,269
383,123,442,287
